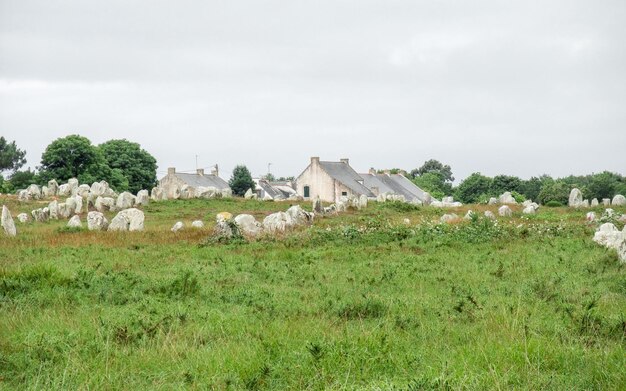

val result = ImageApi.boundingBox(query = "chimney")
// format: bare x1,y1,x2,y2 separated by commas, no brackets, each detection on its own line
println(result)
311,156,320,166
168,167,176,175
211,164,219,177
196,168,204,176
369,167,376,175
371,186,379,196
340,158,349,165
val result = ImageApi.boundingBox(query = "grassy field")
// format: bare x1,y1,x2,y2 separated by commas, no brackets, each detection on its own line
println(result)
1,196,625,390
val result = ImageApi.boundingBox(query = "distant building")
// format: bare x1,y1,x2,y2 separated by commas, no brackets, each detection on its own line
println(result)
360,169,430,204
295,157,375,203
254,179,298,200
159,166,230,198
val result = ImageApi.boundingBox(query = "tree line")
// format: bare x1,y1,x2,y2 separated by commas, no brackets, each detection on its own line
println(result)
0,135,157,194
406,159,626,205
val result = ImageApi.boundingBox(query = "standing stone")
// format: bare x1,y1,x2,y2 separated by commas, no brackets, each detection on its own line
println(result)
77,184,90,197
179,185,193,200
602,198,611,206
440,213,458,223
31,208,50,223
17,190,30,202
195,186,217,199
47,179,59,197
17,213,29,223
57,203,71,219
191,220,204,228
581,199,589,208
48,200,59,220
1,205,17,237
612,194,626,206
73,196,84,214
151,187,165,201
116,192,136,210
586,212,596,222
171,221,184,232
216,212,233,223
108,208,145,232
234,214,262,236
498,205,513,217
312,197,322,214
285,205,313,226
591,198,599,207
68,178,79,196
464,210,476,220
522,205,536,214
135,190,150,206
244,188,255,199
58,184,71,197
87,211,108,231
484,210,496,219
67,215,82,228
27,184,42,199
498,192,517,205
568,188,583,207
65,197,77,215
422,192,432,206
95,196,115,212
262,212,290,232
358,194,368,210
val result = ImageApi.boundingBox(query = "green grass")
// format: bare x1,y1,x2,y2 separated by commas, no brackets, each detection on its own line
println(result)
0,196,625,390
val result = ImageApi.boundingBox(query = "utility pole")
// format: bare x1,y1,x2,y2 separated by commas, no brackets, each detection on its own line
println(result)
195,155,198,170
267,163,272,179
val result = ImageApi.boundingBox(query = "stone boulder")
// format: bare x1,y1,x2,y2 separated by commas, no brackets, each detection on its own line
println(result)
68,178,79,196
488,197,498,205
48,200,59,220
31,208,50,223
77,184,91,198
151,187,167,201
191,220,204,228
116,192,136,210
440,213,458,223
58,183,71,197
612,194,626,206
358,194,368,210
1,205,17,237
499,192,517,205
108,208,145,232
216,212,233,223
522,205,536,215
591,198,599,207
67,215,82,228
196,186,218,199
484,210,496,220
568,188,583,207
262,212,290,232
312,197,322,214
135,190,150,206
233,214,261,237
26,184,42,200
602,198,611,206
73,196,84,214
171,221,184,232
57,203,71,219
244,188,256,199
179,185,193,200
586,212,596,222
95,196,115,212
17,190,30,202
464,210,476,220
87,211,108,231
65,197,77,215
90,181,108,197
593,223,624,250
498,205,513,217
285,205,313,226
17,213,28,223
46,179,59,197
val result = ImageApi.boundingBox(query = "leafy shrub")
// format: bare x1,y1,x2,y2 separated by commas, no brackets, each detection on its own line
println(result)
545,200,563,207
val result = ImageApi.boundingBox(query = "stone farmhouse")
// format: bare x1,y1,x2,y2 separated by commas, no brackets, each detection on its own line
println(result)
295,157,430,204
159,167,230,198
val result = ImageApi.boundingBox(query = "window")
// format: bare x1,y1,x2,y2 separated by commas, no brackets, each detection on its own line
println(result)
304,186,310,198
341,191,347,196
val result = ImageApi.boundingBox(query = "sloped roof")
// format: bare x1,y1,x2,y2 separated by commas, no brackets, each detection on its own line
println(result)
390,174,429,201
360,173,395,195
255,180,284,199
359,173,428,202
319,161,374,197
173,173,230,190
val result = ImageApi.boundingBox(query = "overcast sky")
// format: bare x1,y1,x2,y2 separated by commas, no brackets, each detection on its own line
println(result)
1,0,625,181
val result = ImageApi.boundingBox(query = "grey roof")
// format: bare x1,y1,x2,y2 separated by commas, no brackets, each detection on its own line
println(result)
256,180,284,199
359,173,428,202
174,173,230,190
319,161,374,197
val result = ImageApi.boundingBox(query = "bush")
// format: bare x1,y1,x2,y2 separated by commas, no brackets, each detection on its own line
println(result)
545,200,563,207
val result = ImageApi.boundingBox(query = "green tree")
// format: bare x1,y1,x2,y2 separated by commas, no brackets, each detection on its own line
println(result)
413,172,451,200
519,176,545,201
587,171,621,200
229,165,255,196
490,175,522,196
454,173,493,204
40,135,103,181
98,139,157,193
410,159,454,182
0,137,27,173
8,168,38,190
537,180,570,205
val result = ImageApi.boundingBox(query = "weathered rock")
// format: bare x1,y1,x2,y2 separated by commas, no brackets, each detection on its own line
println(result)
65,197,77,215
581,199,589,208
262,212,290,232
430,200,443,208
108,208,145,232
196,186,218,199
26,184,42,200
484,210,496,219
286,205,313,226
602,198,611,206
586,212,596,222
77,184,90,198
179,185,193,200
57,203,71,219
464,210,476,220
57,183,71,197
171,221,184,232
603,209,615,219
612,194,626,206
1,205,17,237
498,205,512,217
48,200,59,220
440,213,458,223
323,204,337,215
568,188,583,207
593,223,624,250
358,194,368,210
67,178,79,196
335,198,347,212
499,192,517,205
17,213,28,223
422,192,432,206
488,197,498,205
95,196,115,212
116,192,136,210
73,196,84,214
191,220,204,228
31,208,50,223
151,187,167,201
522,205,536,215
619,214,626,223
46,179,59,197
87,211,108,231
67,215,82,228
135,190,150,206
216,212,233,223
90,181,108,197
244,188,256,199
403,218,411,225
312,197,322,214
591,198,599,207
17,190,30,202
